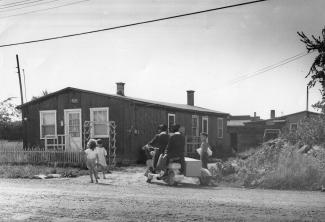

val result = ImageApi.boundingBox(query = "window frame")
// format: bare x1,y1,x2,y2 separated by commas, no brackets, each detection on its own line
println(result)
167,113,176,133
263,129,281,141
290,123,298,132
90,107,109,138
39,110,57,139
217,117,224,139
191,115,199,137
202,116,209,134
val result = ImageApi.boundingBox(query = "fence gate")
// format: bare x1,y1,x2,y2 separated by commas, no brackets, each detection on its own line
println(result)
83,121,117,168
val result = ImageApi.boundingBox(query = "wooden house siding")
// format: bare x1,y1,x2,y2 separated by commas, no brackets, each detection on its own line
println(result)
20,88,229,163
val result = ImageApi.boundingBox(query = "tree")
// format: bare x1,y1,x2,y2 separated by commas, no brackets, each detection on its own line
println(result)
0,97,22,140
298,27,325,112
31,89,49,101
0,97,21,123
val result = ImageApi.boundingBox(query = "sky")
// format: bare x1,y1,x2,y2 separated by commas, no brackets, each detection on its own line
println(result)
0,0,324,119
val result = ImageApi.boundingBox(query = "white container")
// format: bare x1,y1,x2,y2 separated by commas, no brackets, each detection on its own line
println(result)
184,157,201,177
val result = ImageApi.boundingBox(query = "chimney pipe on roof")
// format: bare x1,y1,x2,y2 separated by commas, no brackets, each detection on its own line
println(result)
116,82,125,96
254,112,256,117
270,110,275,119
187,90,195,106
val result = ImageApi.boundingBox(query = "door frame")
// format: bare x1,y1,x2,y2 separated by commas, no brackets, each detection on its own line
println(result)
64,108,82,151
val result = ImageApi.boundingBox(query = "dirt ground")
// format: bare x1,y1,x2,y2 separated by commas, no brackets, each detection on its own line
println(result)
0,166,324,222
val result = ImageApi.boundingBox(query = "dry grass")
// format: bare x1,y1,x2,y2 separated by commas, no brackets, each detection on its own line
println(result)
234,140,325,190
260,146,324,190
0,164,89,179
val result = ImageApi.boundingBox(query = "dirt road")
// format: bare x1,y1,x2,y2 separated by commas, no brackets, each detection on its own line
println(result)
0,167,324,221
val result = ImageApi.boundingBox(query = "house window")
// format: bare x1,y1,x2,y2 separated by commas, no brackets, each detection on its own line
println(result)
290,123,298,132
263,129,280,142
90,107,109,138
191,115,199,137
40,110,57,139
217,118,223,138
168,113,175,133
202,116,208,134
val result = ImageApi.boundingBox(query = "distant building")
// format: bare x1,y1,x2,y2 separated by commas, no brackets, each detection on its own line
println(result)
227,110,322,152
227,113,261,152
17,83,229,163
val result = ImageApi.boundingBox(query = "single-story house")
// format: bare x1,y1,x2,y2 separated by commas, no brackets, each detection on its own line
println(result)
227,110,322,152
17,83,229,163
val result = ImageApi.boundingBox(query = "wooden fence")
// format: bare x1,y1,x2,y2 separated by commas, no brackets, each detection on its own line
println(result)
0,150,85,166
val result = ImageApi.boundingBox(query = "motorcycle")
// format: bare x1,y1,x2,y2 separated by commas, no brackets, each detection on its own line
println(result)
147,156,212,186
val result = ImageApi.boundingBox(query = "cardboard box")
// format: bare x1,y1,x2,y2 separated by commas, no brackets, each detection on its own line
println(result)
184,157,201,177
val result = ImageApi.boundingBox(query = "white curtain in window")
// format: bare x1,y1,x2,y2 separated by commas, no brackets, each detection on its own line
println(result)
91,109,108,137
42,112,55,125
94,110,107,122
41,112,56,137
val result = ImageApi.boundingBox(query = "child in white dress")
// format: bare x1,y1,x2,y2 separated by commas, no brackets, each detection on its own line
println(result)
84,139,99,183
95,139,108,179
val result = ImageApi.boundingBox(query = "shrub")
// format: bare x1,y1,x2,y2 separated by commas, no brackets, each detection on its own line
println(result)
0,121,22,141
283,115,325,146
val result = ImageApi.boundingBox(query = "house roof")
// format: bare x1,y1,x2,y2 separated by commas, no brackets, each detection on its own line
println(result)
228,115,251,120
228,115,262,126
17,87,228,115
244,110,322,125
228,119,252,126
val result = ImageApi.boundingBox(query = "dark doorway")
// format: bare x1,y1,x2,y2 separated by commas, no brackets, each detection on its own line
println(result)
230,133,238,152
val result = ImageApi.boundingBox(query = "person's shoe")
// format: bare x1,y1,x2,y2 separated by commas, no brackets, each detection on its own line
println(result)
146,178,152,183
157,171,168,180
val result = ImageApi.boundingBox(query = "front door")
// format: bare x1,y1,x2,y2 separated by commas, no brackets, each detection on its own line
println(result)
64,109,82,151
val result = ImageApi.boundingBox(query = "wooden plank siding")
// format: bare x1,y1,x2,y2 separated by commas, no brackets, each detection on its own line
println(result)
21,88,229,163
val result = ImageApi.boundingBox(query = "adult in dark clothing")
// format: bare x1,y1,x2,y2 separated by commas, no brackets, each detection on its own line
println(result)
148,124,169,171
164,124,185,173
199,132,209,169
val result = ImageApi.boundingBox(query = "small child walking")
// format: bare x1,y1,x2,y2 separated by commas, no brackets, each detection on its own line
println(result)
85,139,99,183
95,139,108,179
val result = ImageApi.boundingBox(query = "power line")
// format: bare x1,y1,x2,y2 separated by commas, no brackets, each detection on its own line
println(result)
0,0,47,10
229,52,307,83
0,0,35,8
0,0,268,48
0,0,89,19
229,51,310,85
0,0,63,12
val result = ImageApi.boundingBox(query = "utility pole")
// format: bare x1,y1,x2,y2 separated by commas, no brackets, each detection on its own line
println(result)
306,85,309,111
22,69,27,102
16,54,24,105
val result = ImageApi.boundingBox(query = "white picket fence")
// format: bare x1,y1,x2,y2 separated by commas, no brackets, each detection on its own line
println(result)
0,150,85,166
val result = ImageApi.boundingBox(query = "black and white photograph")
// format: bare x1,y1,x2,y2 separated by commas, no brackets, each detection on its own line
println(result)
0,0,325,221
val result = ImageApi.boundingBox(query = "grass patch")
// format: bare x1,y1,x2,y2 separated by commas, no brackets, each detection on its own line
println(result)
0,164,89,179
